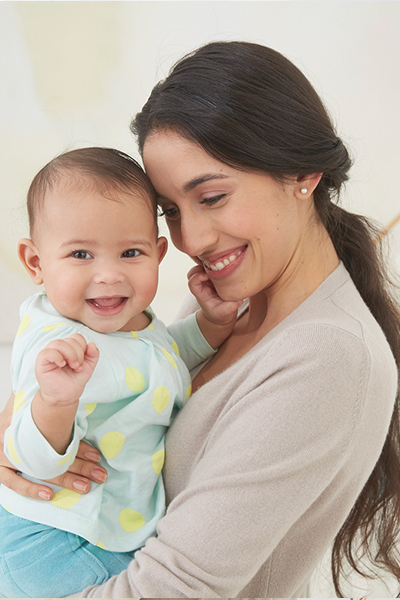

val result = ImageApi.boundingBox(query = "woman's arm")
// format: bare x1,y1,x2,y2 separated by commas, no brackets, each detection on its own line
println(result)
67,325,392,598
0,393,107,500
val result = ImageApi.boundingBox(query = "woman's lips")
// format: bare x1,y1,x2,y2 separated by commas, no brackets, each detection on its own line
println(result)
86,297,128,316
200,247,247,279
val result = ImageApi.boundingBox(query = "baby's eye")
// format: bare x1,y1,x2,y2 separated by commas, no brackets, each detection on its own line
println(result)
72,250,92,260
122,249,141,258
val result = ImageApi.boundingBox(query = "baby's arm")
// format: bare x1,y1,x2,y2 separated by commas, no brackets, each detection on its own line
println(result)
32,334,99,454
187,266,243,350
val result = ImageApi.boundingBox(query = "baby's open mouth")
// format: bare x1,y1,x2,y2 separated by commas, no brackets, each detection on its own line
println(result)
87,297,128,311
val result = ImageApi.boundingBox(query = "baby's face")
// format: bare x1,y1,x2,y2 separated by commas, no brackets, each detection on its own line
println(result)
32,183,167,333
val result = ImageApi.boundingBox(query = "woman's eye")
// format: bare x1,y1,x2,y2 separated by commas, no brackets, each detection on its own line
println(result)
200,194,226,206
72,250,92,260
158,206,180,220
122,249,141,258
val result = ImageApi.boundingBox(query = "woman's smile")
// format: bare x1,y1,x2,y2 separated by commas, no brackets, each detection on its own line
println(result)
200,246,247,279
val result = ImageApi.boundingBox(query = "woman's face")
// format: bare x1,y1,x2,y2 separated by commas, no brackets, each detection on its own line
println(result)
143,129,316,303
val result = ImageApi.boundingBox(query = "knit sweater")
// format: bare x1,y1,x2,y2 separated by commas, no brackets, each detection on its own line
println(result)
70,263,397,598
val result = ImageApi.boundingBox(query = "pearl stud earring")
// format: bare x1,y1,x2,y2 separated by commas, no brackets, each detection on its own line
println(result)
300,187,308,195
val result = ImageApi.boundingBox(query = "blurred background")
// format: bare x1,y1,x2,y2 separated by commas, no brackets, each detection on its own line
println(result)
2,1,400,339
0,2,400,595
0,4,399,345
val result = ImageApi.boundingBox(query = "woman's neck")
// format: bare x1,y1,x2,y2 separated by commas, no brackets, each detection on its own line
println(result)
246,223,339,337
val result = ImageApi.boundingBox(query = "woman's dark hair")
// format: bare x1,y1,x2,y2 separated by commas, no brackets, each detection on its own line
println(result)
131,41,400,596
27,147,157,237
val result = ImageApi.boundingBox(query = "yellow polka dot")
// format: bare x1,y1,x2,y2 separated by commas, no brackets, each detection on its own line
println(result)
100,431,125,459
152,386,171,413
119,508,145,532
125,367,145,392
13,390,25,415
152,449,165,475
43,322,66,333
56,453,72,466
130,331,138,339
85,403,97,416
147,323,154,330
3,506,11,513
7,436,21,464
171,340,180,356
186,384,192,400
51,489,81,509
96,540,106,549
16,314,30,337
161,348,177,369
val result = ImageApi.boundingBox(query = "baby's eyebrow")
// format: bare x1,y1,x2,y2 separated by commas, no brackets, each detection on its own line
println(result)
121,239,153,248
60,239,97,248
60,239,153,248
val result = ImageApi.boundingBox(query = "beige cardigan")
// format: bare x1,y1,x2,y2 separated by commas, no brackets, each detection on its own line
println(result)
71,263,397,598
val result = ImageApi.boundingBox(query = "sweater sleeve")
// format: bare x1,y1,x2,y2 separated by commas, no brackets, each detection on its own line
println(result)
68,323,394,598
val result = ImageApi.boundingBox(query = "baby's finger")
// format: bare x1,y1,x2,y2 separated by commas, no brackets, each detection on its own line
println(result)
44,338,86,370
187,264,206,280
38,347,67,369
85,342,99,359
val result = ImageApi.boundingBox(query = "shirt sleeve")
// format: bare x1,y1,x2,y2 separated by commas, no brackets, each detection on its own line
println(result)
167,312,216,372
5,318,117,480
5,336,83,479
67,325,392,598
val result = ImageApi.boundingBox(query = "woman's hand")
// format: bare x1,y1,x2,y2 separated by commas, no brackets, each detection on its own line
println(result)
0,392,107,500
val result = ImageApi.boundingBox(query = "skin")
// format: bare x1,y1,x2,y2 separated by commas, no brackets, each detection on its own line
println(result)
143,130,340,390
0,132,339,497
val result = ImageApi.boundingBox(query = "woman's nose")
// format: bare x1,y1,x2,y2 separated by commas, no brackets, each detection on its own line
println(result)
176,213,218,259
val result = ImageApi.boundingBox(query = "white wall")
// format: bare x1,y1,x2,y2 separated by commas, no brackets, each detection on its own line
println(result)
1,0,400,343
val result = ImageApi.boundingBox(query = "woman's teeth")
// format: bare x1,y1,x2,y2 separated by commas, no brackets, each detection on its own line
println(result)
203,250,242,272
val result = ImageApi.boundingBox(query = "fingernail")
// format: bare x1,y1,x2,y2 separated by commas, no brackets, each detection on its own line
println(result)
73,479,90,493
91,467,107,483
85,451,101,462
38,490,52,500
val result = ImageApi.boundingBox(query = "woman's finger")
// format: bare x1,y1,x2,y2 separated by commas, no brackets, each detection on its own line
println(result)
48,456,108,489
0,466,54,500
75,440,102,462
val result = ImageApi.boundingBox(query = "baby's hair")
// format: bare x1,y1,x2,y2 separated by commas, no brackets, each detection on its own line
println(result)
27,147,158,237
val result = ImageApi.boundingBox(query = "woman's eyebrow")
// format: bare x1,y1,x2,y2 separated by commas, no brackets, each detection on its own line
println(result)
155,173,230,202
184,173,229,192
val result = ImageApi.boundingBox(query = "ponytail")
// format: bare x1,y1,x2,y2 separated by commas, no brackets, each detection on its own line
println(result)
320,201,400,596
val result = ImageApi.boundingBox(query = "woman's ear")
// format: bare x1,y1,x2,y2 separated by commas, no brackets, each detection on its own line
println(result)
156,236,168,264
18,238,43,285
296,173,323,198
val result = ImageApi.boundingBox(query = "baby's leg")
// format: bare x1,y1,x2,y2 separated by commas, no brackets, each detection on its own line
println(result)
0,506,136,597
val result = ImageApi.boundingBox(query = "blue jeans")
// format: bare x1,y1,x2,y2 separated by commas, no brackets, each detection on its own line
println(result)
0,506,137,597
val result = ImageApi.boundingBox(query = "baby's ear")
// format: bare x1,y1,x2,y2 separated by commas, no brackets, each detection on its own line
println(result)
156,236,168,264
18,238,43,285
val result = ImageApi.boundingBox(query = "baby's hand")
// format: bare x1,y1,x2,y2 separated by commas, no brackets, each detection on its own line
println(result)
188,265,243,327
35,334,99,406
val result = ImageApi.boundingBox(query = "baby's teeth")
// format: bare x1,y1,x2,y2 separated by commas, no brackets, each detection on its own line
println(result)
223,259,230,267
215,262,225,270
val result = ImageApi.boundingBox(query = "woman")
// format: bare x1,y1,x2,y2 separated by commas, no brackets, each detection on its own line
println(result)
1,41,400,598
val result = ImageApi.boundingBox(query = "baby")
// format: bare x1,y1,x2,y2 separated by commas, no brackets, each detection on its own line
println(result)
0,147,240,597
